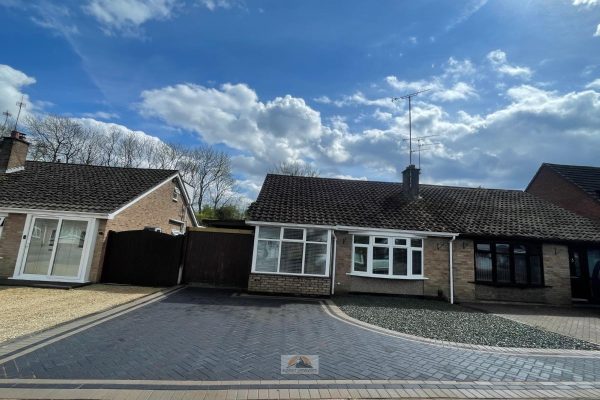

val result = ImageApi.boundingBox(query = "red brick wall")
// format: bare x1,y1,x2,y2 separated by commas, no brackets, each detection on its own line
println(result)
0,213,26,278
88,179,193,282
527,166,600,220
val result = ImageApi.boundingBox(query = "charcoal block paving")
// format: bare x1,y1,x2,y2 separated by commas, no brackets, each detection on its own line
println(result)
1,287,600,382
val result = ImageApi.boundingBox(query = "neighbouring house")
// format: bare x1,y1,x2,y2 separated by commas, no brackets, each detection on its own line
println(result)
246,165,600,305
0,131,198,284
526,162,600,301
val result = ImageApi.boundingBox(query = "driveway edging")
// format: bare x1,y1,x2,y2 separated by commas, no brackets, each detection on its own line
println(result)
0,285,185,362
322,299,600,358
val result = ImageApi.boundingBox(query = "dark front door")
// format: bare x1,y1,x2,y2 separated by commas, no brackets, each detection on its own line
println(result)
570,247,600,302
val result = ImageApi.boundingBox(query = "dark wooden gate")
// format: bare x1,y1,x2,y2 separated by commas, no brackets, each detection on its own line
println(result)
101,230,184,286
183,228,254,288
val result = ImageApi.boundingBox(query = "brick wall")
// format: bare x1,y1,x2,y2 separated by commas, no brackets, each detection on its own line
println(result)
452,238,572,305
0,213,26,278
527,166,600,220
423,237,450,298
88,179,192,282
248,273,330,296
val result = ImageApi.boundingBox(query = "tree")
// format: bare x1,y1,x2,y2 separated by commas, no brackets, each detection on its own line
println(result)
25,114,85,162
270,161,320,177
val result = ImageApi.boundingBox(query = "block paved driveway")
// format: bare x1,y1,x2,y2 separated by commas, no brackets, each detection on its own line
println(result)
2,287,600,382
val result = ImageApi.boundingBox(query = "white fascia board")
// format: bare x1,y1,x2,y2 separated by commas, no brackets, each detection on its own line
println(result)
246,220,459,238
174,173,200,227
0,207,108,219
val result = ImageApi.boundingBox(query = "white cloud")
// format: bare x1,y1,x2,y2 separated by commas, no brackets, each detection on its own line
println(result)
572,0,599,7
84,0,179,36
0,65,36,127
199,0,239,11
313,95,332,104
431,82,477,102
81,111,120,120
595,23,600,36
487,49,532,79
585,78,600,89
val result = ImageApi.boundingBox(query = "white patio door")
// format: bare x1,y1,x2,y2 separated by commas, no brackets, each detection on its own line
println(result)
21,217,90,279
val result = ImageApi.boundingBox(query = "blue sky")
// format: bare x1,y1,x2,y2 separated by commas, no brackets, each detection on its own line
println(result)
1,0,599,203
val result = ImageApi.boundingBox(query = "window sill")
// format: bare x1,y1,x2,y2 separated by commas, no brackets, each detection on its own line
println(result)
347,273,428,280
470,281,549,289
252,271,329,278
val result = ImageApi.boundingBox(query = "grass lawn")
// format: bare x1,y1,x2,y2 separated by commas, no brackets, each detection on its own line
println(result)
0,284,162,344
334,294,600,350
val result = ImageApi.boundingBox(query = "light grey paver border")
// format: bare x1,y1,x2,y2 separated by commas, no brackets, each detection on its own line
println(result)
0,285,185,363
322,299,600,358
2,380,600,399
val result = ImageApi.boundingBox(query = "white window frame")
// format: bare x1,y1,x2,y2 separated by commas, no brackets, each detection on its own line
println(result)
12,212,99,283
350,234,425,280
172,187,180,202
251,225,331,277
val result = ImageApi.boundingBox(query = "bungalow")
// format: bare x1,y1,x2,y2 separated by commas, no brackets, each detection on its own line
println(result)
0,131,198,284
246,165,600,305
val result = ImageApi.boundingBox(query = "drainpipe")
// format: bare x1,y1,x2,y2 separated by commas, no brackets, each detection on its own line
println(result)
449,235,457,304
331,231,337,295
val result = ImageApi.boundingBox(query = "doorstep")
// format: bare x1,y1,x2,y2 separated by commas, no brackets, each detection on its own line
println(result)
0,278,90,290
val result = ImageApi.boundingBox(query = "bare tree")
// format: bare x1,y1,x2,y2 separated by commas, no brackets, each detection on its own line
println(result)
270,161,320,177
74,126,103,165
25,115,85,162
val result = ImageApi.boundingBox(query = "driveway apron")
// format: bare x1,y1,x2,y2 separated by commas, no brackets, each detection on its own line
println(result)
1,287,600,382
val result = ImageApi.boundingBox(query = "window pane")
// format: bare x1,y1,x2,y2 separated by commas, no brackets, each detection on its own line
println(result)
530,255,542,285
305,243,327,275
353,246,368,272
513,244,527,254
283,228,303,240
475,252,493,282
411,239,422,248
496,243,510,253
373,247,389,274
392,248,407,275
374,237,388,245
255,240,279,272
51,220,88,277
412,250,422,275
353,235,369,244
280,242,303,273
570,252,581,277
306,228,327,242
515,255,528,284
394,238,406,246
259,226,280,240
496,254,511,283
23,218,59,275
476,243,491,251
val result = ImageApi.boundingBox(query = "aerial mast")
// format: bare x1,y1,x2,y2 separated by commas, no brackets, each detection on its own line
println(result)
392,89,430,165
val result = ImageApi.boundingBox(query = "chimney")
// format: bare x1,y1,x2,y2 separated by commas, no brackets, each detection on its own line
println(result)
0,131,29,173
402,164,420,200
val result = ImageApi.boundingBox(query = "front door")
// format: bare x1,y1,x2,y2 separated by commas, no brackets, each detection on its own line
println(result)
19,216,90,280
570,247,600,303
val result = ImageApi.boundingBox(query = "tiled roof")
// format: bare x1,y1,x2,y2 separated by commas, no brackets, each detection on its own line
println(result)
247,174,600,242
0,161,178,214
544,163,600,203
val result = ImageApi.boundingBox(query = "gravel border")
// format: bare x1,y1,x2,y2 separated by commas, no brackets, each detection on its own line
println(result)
334,294,600,350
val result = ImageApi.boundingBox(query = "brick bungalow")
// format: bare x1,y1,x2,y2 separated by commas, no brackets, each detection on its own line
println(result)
526,163,600,301
0,131,198,284
245,165,600,305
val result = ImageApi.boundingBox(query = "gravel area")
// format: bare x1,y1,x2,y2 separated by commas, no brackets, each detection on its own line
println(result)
0,284,162,344
335,294,600,350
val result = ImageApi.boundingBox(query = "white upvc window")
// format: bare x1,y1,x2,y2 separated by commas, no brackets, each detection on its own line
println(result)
252,225,331,277
351,235,424,279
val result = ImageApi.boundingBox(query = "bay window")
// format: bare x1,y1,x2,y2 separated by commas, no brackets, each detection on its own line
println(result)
475,241,544,286
253,226,330,276
352,235,424,278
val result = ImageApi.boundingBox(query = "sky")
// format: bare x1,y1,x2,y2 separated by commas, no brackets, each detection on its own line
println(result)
0,0,599,204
